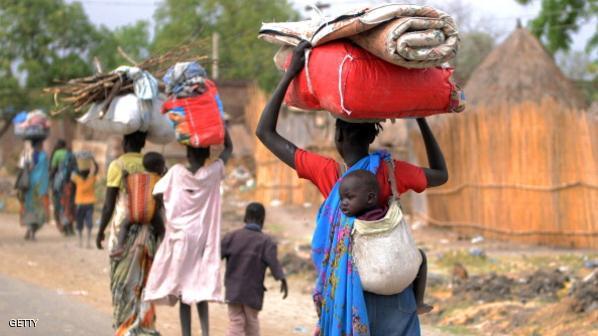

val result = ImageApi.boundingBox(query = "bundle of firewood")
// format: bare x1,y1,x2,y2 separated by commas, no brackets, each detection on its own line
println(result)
46,43,208,116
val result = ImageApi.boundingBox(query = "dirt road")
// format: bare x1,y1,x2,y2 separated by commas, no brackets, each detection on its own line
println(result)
0,213,449,335
0,274,112,336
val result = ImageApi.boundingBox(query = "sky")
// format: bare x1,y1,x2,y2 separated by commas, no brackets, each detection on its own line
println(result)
71,0,595,53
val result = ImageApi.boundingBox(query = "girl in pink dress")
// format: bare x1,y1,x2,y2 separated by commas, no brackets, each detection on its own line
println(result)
144,130,232,336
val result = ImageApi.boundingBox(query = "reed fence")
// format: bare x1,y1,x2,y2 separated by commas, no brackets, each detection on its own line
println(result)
412,98,597,248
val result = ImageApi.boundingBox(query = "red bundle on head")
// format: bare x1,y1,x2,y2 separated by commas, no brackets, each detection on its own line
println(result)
162,80,225,147
281,41,464,120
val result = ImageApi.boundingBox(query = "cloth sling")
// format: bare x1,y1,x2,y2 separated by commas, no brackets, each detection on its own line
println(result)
312,150,390,335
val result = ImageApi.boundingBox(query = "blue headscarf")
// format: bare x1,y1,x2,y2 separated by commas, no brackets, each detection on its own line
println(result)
312,150,390,335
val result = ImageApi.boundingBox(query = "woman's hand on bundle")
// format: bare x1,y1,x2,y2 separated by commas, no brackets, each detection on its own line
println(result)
285,40,312,78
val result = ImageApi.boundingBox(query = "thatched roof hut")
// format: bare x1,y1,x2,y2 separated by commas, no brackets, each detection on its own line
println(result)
464,27,587,109
413,27,597,248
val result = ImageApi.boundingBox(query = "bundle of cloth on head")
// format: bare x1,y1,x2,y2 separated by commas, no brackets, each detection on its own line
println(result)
74,150,94,171
163,62,209,98
78,66,175,144
161,62,225,148
259,3,466,121
13,110,51,141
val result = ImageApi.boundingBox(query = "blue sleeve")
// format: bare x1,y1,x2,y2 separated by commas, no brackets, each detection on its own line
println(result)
215,94,224,119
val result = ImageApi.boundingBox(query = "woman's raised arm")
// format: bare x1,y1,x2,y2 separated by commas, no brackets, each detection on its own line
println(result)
416,118,448,187
256,41,311,169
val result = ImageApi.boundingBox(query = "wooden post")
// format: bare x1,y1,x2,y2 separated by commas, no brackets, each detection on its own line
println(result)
212,32,220,80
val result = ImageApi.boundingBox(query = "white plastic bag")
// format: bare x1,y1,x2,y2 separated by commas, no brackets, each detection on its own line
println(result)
352,200,422,295
79,94,148,134
146,105,175,144
78,94,174,144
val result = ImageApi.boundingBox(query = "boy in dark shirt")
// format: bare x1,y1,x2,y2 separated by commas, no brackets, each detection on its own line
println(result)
221,202,288,336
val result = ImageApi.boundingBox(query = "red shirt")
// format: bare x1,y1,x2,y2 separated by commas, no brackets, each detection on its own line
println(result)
295,149,427,207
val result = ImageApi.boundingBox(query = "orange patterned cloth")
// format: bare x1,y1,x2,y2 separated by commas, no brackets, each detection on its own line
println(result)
125,172,160,224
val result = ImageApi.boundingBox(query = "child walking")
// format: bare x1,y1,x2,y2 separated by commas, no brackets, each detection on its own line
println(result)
221,202,288,336
71,154,98,248
143,130,233,336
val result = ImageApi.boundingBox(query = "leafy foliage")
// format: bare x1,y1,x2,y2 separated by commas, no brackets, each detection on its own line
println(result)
515,0,598,54
152,0,299,90
0,0,151,117
453,32,496,86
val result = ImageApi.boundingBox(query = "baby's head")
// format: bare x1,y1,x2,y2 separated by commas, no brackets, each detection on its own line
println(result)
339,170,379,217
143,152,166,176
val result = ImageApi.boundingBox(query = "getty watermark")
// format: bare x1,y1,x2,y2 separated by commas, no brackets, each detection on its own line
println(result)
8,319,38,328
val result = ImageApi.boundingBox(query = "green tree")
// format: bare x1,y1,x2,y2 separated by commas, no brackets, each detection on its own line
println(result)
0,0,152,119
92,21,152,71
0,0,99,109
515,0,598,54
153,0,299,90
436,0,499,86
453,31,495,85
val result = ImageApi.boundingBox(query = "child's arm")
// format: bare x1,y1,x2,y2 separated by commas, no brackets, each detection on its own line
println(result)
218,128,233,165
151,194,165,239
256,41,311,169
416,118,448,187
264,240,288,299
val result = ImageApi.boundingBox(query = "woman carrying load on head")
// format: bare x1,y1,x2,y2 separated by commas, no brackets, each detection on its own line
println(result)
17,139,50,241
49,139,77,236
142,61,231,336
95,131,163,336
256,42,449,336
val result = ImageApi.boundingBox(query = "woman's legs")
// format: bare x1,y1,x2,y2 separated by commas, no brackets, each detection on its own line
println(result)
85,205,93,248
26,223,39,241
179,301,209,336
60,183,75,236
180,302,192,336
75,205,84,247
197,301,209,336
111,225,159,335
52,192,63,234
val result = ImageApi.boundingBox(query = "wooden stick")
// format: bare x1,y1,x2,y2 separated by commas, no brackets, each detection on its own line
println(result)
117,46,139,66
